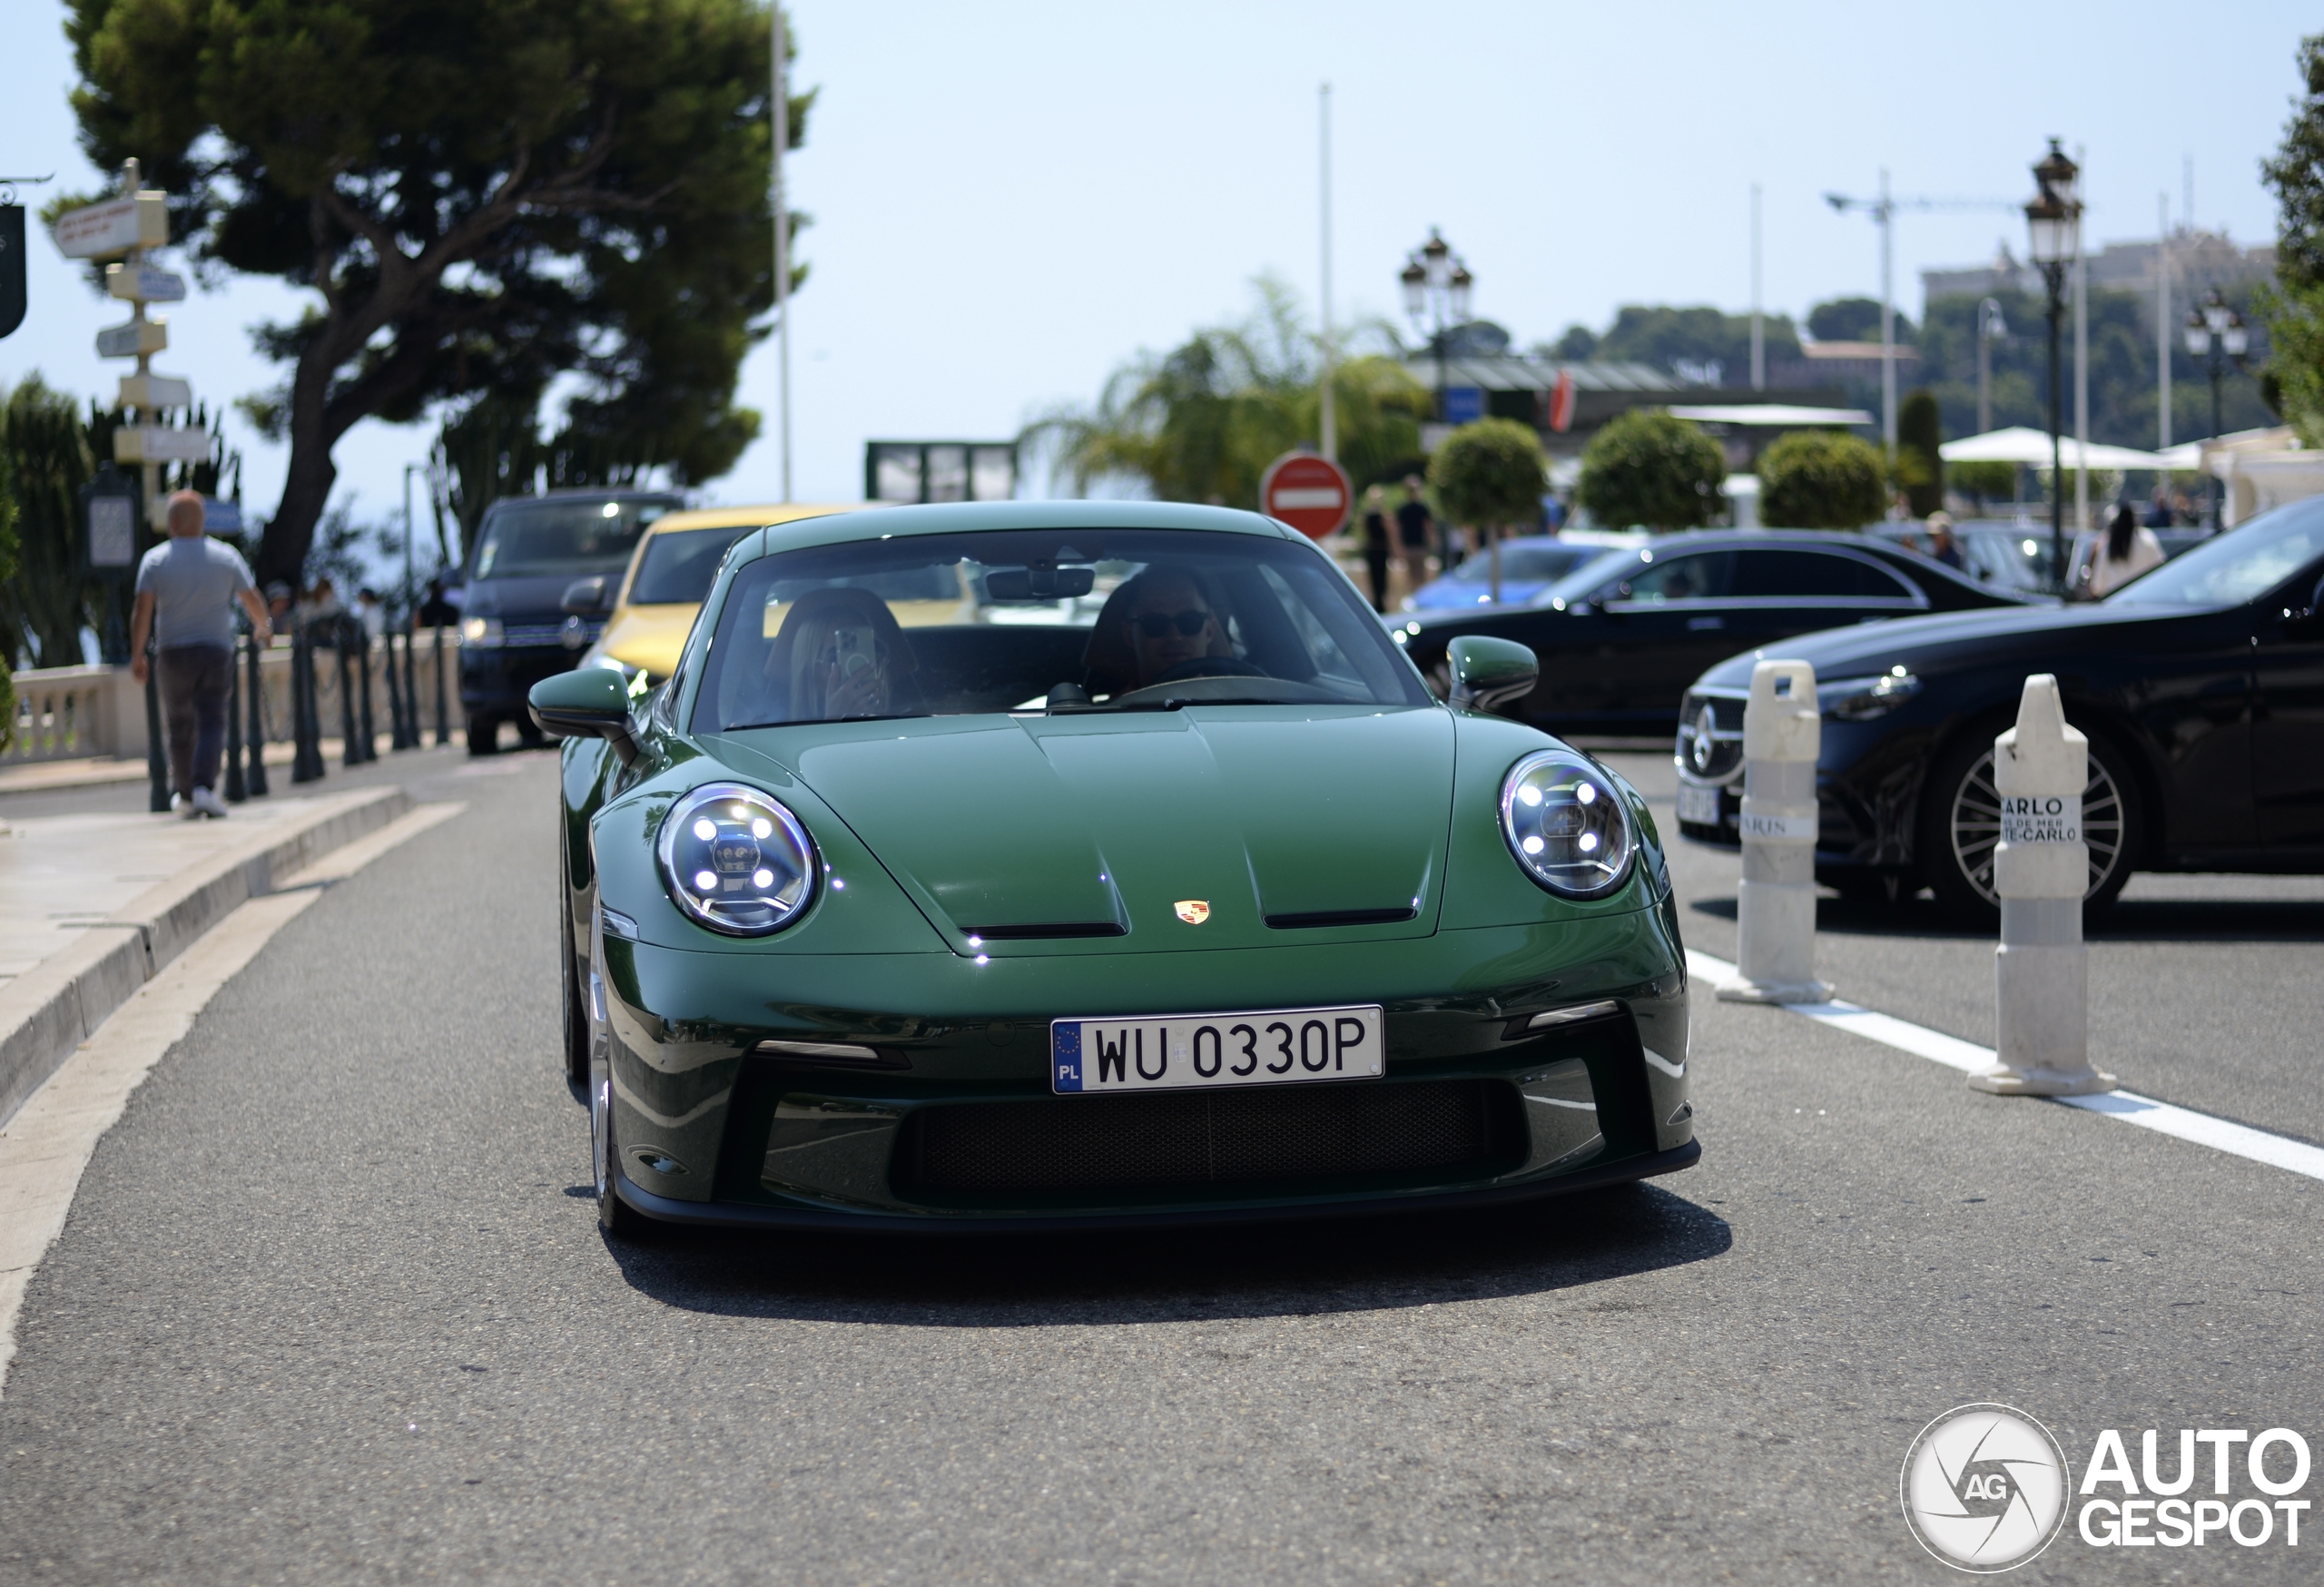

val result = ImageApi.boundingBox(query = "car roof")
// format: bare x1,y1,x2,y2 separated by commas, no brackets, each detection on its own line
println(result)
738,499,1294,561
642,503,865,537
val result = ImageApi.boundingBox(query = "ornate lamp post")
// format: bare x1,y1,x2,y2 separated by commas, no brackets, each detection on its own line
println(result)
2183,290,2248,532
2024,140,2082,590
1400,228,1472,424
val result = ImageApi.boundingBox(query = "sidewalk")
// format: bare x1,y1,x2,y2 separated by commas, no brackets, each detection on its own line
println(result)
0,786,417,1126
0,736,428,796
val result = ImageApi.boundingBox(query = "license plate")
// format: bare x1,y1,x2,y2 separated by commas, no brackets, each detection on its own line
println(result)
1678,781,1723,825
1051,1005,1384,1094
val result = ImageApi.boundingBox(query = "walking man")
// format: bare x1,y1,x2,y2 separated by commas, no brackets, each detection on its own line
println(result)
130,491,271,818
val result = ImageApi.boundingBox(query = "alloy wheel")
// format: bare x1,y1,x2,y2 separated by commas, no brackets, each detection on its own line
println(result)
1946,748,2126,906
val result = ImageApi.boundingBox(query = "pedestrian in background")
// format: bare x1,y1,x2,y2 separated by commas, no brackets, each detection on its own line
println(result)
129,491,271,819
2088,502,2164,598
1925,512,1965,571
1358,486,1392,613
1395,477,1437,589
356,586,386,642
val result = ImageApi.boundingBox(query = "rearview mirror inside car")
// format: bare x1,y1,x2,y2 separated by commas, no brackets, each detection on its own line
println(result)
985,567,1096,601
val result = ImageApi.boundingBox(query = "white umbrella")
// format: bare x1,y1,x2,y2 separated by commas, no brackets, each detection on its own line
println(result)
1937,427,2168,469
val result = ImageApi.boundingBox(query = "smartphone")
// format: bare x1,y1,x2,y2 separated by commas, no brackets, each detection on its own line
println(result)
832,627,874,679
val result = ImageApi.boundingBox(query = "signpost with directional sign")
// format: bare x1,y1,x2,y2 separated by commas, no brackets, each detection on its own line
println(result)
52,160,209,535
1258,450,1354,540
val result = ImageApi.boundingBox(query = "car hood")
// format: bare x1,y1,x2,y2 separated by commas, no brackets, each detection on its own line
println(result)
705,706,1455,953
463,571,609,622
1689,599,2199,691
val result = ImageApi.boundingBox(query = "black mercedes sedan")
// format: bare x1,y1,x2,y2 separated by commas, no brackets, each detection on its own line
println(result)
1389,530,2038,737
1674,499,2324,916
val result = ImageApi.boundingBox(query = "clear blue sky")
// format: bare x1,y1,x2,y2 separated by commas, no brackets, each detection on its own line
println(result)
1,0,2312,540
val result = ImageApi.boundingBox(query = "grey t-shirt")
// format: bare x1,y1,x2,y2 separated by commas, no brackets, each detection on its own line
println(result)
135,536,255,649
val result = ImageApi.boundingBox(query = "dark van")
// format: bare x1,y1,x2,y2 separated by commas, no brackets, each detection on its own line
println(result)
458,489,682,752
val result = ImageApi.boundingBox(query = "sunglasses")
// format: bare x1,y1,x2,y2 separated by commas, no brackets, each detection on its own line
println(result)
1132,608,1212,638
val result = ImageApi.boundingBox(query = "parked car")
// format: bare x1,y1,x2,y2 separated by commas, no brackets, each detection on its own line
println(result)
1402,537,1600,611
1867,520,2065,593
1673,498,2324,916
528,499,1695,1235
458,489,682,753
583,504,864,690
1393,529,2039,737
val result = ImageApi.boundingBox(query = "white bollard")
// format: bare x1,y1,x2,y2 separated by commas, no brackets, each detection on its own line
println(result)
1968,674,2116,1096
1717,659,1834,1005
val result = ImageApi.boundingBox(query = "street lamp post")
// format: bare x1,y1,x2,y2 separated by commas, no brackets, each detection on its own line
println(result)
2024,140,2082,592
2184,289,2248,532
1400,229,1472,425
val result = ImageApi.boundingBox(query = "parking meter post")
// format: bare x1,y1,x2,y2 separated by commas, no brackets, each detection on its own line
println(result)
1970,674,2115,1096
432,620,450,745
142,639,169,813
223,630,245,803
1717,658,1835,1004
244,627,270,796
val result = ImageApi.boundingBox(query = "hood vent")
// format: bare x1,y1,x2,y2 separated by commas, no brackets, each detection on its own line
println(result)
1265,907,1418,931
964,922,1127,941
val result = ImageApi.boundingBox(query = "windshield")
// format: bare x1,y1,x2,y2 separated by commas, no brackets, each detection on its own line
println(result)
2105,499,2324,606
1447,543,1590,583
472,498,676,580
1541,547,1646,603
629,524,762,605
692,527,1432,732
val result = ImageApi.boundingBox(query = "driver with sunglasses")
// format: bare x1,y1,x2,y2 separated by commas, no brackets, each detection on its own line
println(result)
1119,567,1236,689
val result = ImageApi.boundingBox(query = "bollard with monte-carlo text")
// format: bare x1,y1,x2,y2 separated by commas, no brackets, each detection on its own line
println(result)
1968,674,2115,1096
1717,658,1835,1004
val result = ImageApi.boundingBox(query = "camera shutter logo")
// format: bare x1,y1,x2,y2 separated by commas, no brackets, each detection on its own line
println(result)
1899,1404,2070,1572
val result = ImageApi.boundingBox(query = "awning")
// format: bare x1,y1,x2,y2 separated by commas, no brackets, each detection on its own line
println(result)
1937,427,2167,468
1668,404,1873,427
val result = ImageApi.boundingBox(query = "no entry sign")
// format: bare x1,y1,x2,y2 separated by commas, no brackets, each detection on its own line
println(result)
1259,451,1354,539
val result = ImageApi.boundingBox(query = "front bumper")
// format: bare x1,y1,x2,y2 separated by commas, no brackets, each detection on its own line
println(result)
462,641,596,716
597,908,1696,1228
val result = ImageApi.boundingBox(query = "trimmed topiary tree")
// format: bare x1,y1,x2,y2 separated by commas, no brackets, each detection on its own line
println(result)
1575,409,1725,530
1758,430,1888,529
1429,418,1549,601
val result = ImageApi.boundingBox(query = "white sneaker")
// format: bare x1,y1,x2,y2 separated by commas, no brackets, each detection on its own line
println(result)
191,786,230,819
171,793,199,820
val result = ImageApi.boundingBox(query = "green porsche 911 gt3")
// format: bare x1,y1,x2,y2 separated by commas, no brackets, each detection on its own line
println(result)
529,500,1696,1235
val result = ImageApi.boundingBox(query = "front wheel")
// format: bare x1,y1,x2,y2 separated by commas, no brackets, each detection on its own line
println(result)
586,918,652,1239
466,713,499,755
559,853,589,1085
1920,724,2140,923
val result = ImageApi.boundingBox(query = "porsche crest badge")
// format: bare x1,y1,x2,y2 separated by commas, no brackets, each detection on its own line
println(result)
1173,900,1211,925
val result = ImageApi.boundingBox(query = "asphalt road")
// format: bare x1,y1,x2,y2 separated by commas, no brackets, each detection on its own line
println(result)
4,748,2321,1583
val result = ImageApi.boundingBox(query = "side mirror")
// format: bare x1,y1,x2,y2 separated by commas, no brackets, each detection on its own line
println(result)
561,576,610,614
1445,635,1539,714
529,667,640,765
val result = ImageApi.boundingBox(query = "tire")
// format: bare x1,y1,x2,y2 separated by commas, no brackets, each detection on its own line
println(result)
466,713,498,755
584,913,653,1239
1920,720,2141,923
559,850,589,1086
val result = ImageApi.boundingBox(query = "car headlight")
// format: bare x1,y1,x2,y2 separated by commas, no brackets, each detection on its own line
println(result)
461,616,504,648
1500,749,1635,898
1817,671,1920,720
656,784,818,936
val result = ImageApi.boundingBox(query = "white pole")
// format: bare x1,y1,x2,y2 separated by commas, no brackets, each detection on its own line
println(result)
772,4,792,503
2156,193,2172,452
1318,82,1336,464
1750,183,1764,391
1878,169,1896,458
1717,659,1834,1005
2073,144,2088,533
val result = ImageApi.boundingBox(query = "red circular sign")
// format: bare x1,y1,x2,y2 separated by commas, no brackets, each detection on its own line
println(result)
1259,451,1354,539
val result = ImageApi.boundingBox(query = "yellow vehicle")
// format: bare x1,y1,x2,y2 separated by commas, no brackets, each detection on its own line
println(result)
586,504,868,688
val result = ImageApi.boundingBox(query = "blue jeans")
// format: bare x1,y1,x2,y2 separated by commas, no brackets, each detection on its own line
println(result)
157,645,232,797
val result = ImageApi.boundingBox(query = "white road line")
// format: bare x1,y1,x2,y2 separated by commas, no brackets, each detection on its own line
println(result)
1684,947,2324,1184
0,801,467,1398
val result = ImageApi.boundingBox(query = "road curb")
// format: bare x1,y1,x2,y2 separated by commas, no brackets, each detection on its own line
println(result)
0,786,412,1127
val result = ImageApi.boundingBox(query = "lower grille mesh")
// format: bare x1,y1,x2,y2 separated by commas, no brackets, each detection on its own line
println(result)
896,1079,1516,1196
